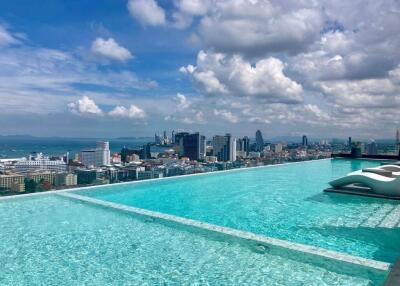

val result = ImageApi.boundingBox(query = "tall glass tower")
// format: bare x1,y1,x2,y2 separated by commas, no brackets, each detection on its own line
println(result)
255,130,264,152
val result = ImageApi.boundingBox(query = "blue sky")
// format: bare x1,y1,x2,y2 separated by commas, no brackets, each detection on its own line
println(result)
0,0,399,139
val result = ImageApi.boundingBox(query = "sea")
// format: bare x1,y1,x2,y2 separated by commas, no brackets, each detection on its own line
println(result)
0,136,164,159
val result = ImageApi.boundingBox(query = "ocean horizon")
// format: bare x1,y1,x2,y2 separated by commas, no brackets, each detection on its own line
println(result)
0,136,158,159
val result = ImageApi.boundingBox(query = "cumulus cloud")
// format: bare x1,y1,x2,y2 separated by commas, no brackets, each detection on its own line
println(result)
0,25,19,47
318,77,400,109
109,105,146,119
213,109,239,123
91,37,133,61
171,0,210,28
164,93,206,124
67,97,146,119
181,50,303,103
174,93,191,110
169,0,324,56
127,0,166,26
68,96,103,115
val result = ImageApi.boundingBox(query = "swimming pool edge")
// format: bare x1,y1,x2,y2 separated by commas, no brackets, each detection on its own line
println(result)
0,158,333,201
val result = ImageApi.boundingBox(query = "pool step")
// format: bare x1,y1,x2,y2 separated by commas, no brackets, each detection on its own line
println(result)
378,205,400,228
326,204,400,229
356,204,400,229
361,205,396,228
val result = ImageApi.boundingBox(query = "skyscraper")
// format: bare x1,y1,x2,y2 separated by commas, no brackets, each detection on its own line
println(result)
213,134,236,162
174,132,189,145
396,129,400,155
367,140,378,155
255,130,264,151
237,136,250,155
302,135,308,147
348,137,352,147
180,133,206,161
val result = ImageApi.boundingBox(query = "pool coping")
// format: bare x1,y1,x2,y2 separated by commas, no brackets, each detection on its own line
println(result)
58,191,391,273
0,158,333,201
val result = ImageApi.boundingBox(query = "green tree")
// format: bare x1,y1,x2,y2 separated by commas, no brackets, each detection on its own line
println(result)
24,179,38,193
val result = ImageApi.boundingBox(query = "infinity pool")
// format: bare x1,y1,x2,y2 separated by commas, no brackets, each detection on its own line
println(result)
77,159,400,263
0,195,387,285
1,158,398,285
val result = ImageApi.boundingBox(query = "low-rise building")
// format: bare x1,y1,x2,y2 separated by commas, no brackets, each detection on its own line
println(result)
0,174,25,192
75,169,101,185
27,171,56,185
55,173,78,187
15,153,67,174
137,170,163,180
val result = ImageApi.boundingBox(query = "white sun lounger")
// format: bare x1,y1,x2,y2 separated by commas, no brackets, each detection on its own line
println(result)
378,165,400,172
329,170,400,196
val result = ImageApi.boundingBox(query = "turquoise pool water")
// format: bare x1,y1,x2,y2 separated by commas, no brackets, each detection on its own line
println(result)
0,195,386,285
77,159,400,263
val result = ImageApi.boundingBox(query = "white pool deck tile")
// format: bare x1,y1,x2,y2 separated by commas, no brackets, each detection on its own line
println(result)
58,192,390,272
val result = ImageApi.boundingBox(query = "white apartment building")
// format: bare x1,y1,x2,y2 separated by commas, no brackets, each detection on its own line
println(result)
81,141,110,167
15,153,67,174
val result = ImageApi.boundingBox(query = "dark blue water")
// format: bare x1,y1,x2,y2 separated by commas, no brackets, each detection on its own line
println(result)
0,137,161,158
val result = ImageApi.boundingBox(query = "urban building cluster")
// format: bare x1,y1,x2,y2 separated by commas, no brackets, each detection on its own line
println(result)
2,128,399,196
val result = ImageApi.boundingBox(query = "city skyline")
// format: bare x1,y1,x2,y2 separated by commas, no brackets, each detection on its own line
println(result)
0,1,399,138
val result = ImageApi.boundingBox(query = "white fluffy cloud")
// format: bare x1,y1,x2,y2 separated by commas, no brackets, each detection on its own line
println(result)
68,97,146,119
109,105,146,119
127,0,166,26
174,93,191,110
68,96,103,115
213,109,239,123
91,37,133,61
164,93,206,124
181,50,303,103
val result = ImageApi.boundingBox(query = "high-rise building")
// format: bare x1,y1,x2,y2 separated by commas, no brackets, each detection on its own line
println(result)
154,133,162,144
80,141,110,167
255,130,264,151
237,136,250,155
348,137,352,147
174,132,189,145
213,134,236,162
396,129,400,154
171,130,175,144
141,144,152,160
302,135,308,147
180,133,206,161
367,140,378,155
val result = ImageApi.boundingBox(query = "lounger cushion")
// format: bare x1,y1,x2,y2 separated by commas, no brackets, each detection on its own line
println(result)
362,168,392,177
